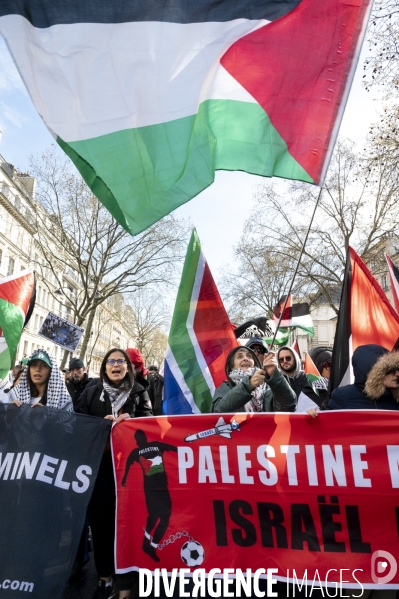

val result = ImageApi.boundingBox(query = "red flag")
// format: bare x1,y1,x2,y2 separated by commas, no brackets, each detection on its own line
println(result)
330,247,399,392
385,253,399,315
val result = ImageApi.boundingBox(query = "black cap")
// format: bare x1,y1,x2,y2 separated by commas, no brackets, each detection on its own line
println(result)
69,357,84,370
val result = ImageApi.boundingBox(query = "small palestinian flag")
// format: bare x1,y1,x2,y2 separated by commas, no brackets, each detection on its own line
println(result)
273,295,314,336
0,0,372,235
293,338,301,359
0,270,36,378
385,253,399,315
304,353,327,395
164,230,238,414
330,248,399,393
264,326,291,347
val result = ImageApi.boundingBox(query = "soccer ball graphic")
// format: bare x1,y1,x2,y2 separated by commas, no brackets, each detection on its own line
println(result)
180,540,205,566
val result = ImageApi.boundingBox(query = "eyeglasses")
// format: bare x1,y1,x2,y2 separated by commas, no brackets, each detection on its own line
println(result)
279,356,292,363
323,361,332,369
252,347,266,355
106,359,126,366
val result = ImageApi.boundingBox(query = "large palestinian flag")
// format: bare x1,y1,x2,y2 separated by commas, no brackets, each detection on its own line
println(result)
0,0,371,235
330,248,399,393
0,270,36,378
163,229,237,414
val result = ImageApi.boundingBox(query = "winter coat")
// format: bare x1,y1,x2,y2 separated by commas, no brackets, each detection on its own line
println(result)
327,344,399,410
67,373,94,412
276,346,323,408
78,378,153,419
148,373,164,416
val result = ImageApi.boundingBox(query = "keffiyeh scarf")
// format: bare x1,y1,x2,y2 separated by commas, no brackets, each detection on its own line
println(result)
16,351,73,411
229,367,267,412
103,380,132,418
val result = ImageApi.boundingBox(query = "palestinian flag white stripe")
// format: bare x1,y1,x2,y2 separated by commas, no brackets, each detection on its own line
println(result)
1,15,263,141
276,314,314,330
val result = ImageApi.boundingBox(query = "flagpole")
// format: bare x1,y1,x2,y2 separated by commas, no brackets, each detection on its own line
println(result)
270,186,324,348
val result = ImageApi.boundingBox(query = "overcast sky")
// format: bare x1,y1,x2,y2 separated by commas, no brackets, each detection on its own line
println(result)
0,33,382,285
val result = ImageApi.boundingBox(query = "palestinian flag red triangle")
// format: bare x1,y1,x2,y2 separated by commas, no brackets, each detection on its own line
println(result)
0,270,36,377
330,248,399,392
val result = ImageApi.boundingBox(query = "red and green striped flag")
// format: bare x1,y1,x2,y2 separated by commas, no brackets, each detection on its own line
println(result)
0,270,36,379
163,230,238,414
0,0,372,234
304,353,327,395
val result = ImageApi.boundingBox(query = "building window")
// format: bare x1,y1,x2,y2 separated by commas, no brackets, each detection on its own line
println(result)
7,257,14,276
382,274,389,291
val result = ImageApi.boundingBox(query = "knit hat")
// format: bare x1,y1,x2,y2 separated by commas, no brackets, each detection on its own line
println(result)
309,346,333,373
125,348,148,376
69,357,84,370
245,337,269,353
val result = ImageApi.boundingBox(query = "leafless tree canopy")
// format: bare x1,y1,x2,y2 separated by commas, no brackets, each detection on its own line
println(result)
221,140,399,318
30,146,189,362
364,0,399,95
124,289,169,366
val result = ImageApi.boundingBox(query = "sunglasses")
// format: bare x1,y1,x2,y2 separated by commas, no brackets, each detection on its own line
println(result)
252,347,267,355
106,359,126,366
385,367,399,375
279,356,292,363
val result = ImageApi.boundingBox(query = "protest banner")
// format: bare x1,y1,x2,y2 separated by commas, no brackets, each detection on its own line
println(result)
0,404,110,599
38,312,84,352
112,411,399,591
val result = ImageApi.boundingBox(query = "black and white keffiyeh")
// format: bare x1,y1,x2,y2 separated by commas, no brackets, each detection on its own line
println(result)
16,351,73,411
229,367,267,412
102,380,132,418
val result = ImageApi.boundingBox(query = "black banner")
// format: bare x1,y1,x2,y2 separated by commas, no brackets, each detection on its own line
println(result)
0,404,110,599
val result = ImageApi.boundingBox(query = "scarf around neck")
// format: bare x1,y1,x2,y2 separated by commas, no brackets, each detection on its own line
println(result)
103,380,132,418
229,367,267,412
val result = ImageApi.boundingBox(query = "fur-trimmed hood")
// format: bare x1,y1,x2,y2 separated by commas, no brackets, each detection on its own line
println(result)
364,351,399,400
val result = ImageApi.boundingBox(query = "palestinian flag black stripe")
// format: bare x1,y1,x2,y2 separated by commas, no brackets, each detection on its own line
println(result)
0,0,301,26
0,0,372,234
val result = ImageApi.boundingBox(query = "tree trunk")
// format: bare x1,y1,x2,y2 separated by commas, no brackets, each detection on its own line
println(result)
60,349,70,370
79,307,97,362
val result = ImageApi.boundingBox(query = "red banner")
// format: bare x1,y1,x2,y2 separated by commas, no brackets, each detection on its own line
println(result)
111,412,399,589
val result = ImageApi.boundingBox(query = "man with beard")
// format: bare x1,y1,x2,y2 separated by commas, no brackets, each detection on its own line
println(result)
66,357,93,411
276,345,322,408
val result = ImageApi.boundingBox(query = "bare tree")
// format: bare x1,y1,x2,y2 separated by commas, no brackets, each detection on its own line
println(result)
221,140,399,316
123,290,169,366
364,0,399,95
30,147,189,366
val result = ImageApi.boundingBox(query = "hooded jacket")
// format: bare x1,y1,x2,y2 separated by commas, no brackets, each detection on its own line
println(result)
327,344,399,410
211,346,297,413
364,351,399,408
276,346,322,407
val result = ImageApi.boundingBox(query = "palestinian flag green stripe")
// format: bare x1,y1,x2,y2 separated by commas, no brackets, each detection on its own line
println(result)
0,299,24,379
59,100,312,235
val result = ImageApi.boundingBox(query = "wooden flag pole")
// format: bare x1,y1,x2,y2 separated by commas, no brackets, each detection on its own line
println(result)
270,186,324,347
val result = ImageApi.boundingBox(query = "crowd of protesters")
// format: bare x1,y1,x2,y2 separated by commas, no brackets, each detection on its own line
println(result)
1,338,398,599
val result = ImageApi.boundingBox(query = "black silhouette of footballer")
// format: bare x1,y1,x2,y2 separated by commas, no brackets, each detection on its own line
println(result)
121,429,177,561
